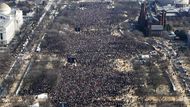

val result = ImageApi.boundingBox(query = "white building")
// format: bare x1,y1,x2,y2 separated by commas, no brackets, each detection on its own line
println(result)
156,0,189,6
0,3,23,46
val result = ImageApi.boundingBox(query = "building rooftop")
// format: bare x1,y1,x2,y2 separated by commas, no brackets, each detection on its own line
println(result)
0,3,11,15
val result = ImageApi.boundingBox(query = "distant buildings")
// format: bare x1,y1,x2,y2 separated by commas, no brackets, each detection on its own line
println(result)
0,3,23,46
138,0,190,36
156,4,190,18
147,10,166,36
138,2,147,33
156,0,189,7
138,2,166,36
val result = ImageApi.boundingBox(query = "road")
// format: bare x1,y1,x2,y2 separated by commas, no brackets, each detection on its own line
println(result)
152,38,190,106
0,0,66,98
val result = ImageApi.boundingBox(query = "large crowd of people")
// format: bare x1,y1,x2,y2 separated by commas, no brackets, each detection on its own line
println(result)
46,2,153,106
24,2,154,106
